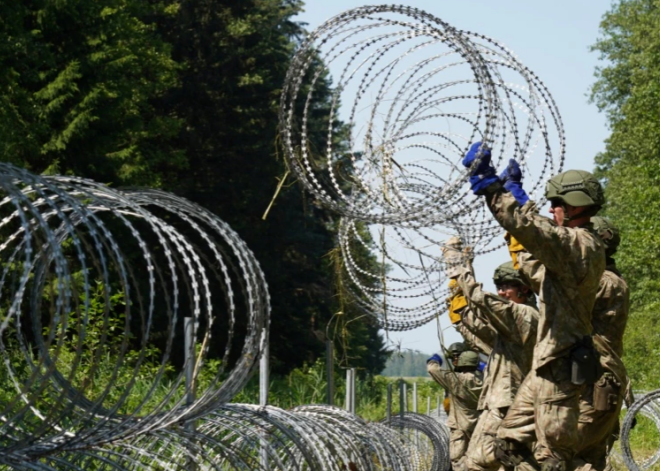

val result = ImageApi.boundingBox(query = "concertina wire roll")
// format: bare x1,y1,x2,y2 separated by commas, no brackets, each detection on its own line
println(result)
280,4,660,470
279,4,565,331
0,163,452,469
0,3,655,470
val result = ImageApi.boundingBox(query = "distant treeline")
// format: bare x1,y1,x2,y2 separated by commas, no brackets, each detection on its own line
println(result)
381,350,440,377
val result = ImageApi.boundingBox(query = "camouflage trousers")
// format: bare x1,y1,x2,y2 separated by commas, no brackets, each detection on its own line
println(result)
497,356,584,465
449,428,470,471
572,382,624,471
465,407,507,471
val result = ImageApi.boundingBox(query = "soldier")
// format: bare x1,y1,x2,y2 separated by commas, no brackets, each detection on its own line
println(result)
462,144,606,471
507,215,631,471
445,238,496,357
448,341,469,362
450,261,540,471
572,217,630,471
449,280,496,357
427,349,484,471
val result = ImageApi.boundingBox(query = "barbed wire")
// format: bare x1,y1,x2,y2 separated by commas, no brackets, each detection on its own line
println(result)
612,389,660,471
279,4,564,332
0,3,574,467
0,165,269,463
280,4,564,226
0,163,451,469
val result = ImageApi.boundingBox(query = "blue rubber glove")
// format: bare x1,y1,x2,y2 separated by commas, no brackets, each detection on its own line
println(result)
478,360,487,372
462,142,500,195
427,353,443,365
499,159,529,205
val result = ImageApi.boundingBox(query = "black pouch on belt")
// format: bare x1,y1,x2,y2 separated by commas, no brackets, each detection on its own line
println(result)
593,373,621,411
570,336,599,385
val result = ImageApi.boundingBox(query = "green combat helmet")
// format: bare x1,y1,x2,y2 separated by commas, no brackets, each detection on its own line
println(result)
448,342,467,355
591,216,621,257
493,261,525,286
456,350,479,369
545,170,605,208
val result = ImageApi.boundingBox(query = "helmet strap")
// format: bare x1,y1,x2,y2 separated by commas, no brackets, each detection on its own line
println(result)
561,204,600,227
560,202,571,227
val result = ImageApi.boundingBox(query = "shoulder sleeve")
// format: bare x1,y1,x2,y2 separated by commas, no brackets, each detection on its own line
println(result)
517,251,544,294
427,361,460,391
454,266,535,345
456,312,495,355
485,190,600,278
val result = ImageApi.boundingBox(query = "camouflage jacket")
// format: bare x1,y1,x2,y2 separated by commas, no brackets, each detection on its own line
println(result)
593,266,629,359
456,307,495,356
427,361,483,433
453,266,539,410
486,191,605,369
517,254,629,384
589,266,630,386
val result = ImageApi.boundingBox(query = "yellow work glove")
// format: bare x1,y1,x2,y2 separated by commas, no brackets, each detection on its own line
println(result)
443,396,451,414
447,278,468,324
504,232,525,270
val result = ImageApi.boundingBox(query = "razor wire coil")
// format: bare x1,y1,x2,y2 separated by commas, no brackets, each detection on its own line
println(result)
280,4,565,332
614,389,660,471
0,162,450,470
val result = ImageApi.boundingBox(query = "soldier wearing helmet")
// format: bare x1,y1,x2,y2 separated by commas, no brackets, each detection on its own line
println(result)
442,243,539,471
448,342,468,361
427,346,484,471
573,217,630,471
462,144,606,471
444,237,496,357
509,217,630,471
545,169,605,225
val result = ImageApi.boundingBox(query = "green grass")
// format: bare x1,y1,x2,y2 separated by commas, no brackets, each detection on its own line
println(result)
610,411,660,471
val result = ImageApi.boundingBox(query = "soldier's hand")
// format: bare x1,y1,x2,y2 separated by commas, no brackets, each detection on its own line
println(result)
427,353,443,365
442,236,465,277
462,142,500,195
500,159,529,205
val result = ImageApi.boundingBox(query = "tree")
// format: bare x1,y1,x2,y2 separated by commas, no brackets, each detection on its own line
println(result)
591,0,660,388
151,0,389,375
0,0,185,185
0,0,390,377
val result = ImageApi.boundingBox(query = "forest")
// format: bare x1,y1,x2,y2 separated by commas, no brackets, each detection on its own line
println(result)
0,0,389,380
0,0,659,393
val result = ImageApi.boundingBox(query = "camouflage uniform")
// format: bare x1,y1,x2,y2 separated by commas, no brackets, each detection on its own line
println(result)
516,251,631,471
484,191,606,466
448,274,495,356
427,360,484,471
456,306,496,356
573,266,630,471
451,266,539,471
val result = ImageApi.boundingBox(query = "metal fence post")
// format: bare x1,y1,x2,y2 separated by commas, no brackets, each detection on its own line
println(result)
326,340,334,405
412,382,418,413
184,317,196,471
387,383,392,421
345,368,356,413
259,341,270,470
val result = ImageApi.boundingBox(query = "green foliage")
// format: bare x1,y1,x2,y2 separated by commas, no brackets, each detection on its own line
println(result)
232,359,443,422
611,411,660,470
0,0,389,379
150,0,388,375
591,0,660,389
0,0,185,185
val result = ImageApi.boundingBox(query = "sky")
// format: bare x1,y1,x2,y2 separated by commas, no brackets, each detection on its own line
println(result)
294,1,614,355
